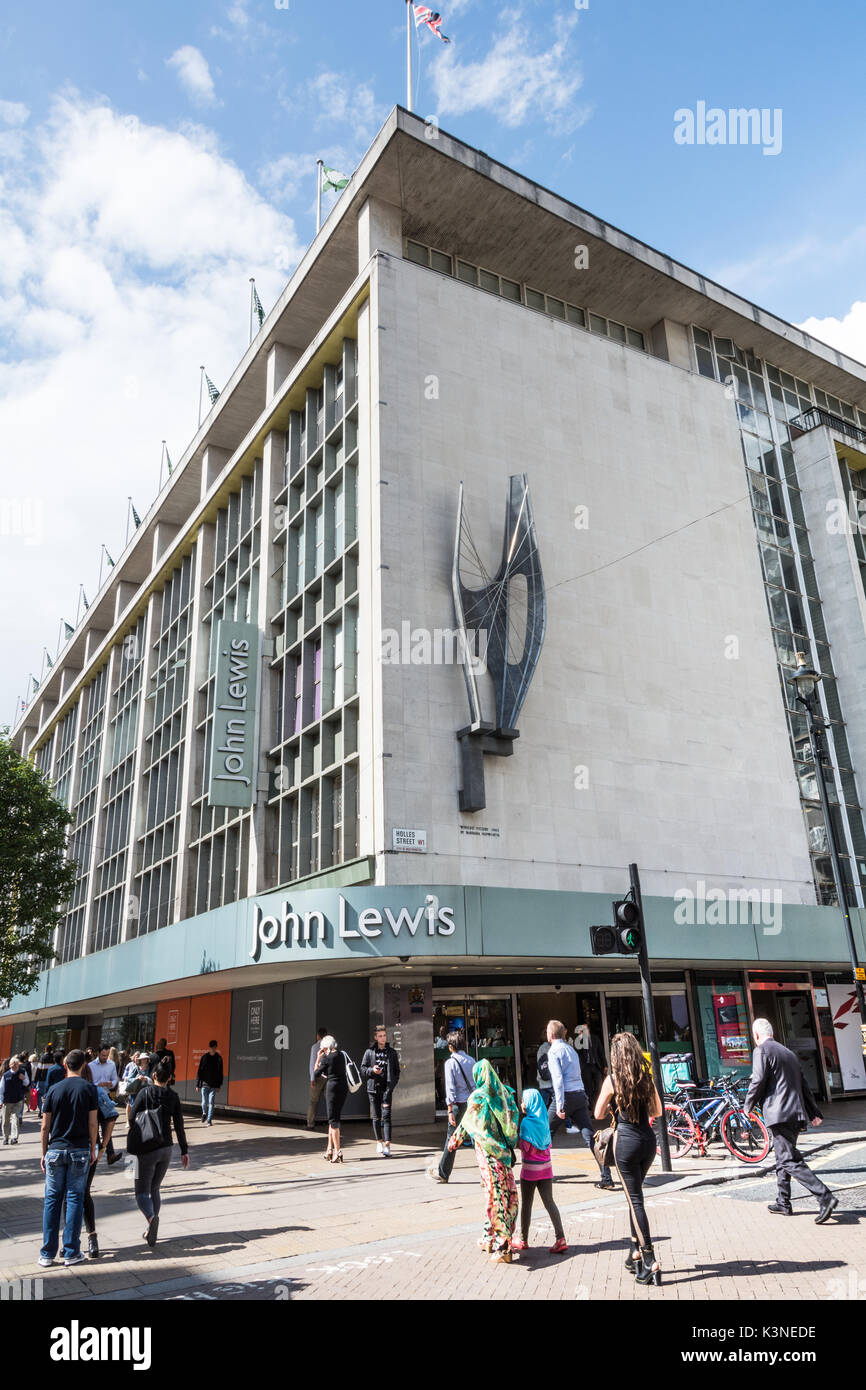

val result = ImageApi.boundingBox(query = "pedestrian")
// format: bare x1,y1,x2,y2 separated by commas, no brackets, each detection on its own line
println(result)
88,1045,120,1162
575,1022,607,1111
430,1030,476,1184
38,1049,99,1268
1,1056,29,1144
195,1040,224,1126
545,1019,613,1190
34,1050,55,1116
107,1047,121,1095
307,1026,328,1130
535,1030,554,1114
511,1088,568,1255
446,1059,520,1263
127,1058,189,1247
28,1054,40,1111
745,1017,838,1224
79,1063,120,1257
312,1035,348,1163
154,1038,176,1084
121,1053,150,1119
594,1031,663,1287
361,1024,401,1157
44,1052,66,1093
18,1052,33,1126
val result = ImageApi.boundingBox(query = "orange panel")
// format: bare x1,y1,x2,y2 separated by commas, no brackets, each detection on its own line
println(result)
187,992,232,1085
0,1025,13,1062
155,998,190,1080
227,1075,280,1111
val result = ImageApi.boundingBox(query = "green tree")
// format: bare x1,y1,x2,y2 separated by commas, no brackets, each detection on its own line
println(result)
0,732,77,1001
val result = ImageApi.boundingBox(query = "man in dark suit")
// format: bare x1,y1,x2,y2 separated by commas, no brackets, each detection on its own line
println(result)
745,1018,838,1223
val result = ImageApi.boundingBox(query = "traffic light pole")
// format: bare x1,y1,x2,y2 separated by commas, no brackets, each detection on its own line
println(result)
629,862,672,1173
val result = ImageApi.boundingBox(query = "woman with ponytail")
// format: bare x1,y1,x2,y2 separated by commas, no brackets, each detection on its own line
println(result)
594,1032,663,1286
446,1059,520,1263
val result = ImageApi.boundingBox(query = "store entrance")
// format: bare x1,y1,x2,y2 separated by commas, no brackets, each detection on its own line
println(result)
433,997,517,1110
752,988,822,1095
516,991,603,1092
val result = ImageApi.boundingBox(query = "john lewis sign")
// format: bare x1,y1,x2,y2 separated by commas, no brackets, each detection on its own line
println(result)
249,893,457,961
208,619,261,809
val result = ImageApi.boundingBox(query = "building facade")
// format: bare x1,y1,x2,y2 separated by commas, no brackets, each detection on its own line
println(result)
4,109,866,1119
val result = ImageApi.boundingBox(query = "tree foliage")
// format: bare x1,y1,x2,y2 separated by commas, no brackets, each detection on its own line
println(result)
0,732,77,1001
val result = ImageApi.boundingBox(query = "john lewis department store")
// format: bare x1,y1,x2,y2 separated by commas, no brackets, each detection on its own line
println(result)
4,108,866,1120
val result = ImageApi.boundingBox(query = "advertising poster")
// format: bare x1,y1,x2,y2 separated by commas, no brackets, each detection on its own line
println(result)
712,993,750,1067
827,985,866,1091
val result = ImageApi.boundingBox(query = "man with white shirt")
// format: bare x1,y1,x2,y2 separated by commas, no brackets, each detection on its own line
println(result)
307,1027,328,1129
87,1046,121,1164
546,1020,613,1189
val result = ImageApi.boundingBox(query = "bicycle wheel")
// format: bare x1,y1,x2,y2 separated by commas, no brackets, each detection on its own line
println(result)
663,1102,695,1158
720,1107,770,1163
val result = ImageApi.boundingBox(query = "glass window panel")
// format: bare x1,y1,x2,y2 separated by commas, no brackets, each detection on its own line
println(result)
626,328,645,349
456,261,478,285
430,249,452,275
696,347,715,379
525,287,545,311
406,241,428,266
546,297,566,319
607,319,626,342
479,269,499,294
589,313,607,334
566,304,586,326
714,337,735,359
692,327,712,348
500,278,521,302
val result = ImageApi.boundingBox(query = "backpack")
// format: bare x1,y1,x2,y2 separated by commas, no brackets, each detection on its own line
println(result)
537,1049,552,1085
342,1052,362,1093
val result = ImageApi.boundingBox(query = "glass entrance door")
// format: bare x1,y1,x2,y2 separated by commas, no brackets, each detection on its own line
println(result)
433,997,517,1111
776,992,822,1094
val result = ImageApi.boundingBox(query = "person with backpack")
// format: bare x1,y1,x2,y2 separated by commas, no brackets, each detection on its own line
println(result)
127,1058,189,1246
430,1030,476,1184
1,1056,29,1143
361,1025,400,1157
313,1035,352,1163
445,1059,520,1263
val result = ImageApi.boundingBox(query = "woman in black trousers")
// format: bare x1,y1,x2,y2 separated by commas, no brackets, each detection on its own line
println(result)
594,1032,664,1286
127,1059,190,1246
360,1025,401,1157
313,1036,348,1163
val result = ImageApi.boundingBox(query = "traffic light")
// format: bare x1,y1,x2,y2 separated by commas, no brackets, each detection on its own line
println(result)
591,897,643,955
613,897,642,954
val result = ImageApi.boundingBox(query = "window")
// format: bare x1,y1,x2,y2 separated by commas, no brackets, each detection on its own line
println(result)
406,240,428,266
479,269,499,294
430,249,452,275
457,261,477,285
525,288,545,311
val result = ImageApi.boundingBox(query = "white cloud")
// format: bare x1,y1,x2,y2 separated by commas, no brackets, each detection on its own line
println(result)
431,10,590,132
166,46,219,108
0,92,303,721
798,303,866,370
0,99,29,125
303,71,382,142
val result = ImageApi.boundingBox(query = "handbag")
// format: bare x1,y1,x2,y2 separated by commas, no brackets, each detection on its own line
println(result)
342,1052,362,1093
593,1099,617,1169
130,1089,165,1150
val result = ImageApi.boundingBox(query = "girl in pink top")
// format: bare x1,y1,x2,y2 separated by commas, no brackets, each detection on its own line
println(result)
512,1087,568,1254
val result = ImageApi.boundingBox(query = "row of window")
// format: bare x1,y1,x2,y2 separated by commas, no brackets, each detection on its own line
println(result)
405,239,647,351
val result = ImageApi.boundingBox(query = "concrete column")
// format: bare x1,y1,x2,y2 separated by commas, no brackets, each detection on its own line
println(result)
247,432,286,897
152,522,180,569
120,591,158,944
84,630,108,664
113,580,138,626
266,343,301,405
37,699,57,735
357,196,403,268
81,643,122,957
201,445,231,501
175,522,216,923
650,318,692,371
59,668,82,700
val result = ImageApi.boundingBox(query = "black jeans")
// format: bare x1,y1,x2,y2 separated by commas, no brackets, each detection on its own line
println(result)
548,1091,612,1183
613,1126,657,1248
519,1178,564,1242
770,1123,831,1209
438,1102,468,1181
369,1087,394,1143
133,1146,172,1223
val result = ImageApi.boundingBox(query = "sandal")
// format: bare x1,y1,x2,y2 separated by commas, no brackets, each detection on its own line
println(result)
511,1238,528,1252
549,1236,568,1254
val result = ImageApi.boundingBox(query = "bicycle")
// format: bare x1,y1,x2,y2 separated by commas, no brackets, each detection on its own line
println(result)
662,1076,770,1164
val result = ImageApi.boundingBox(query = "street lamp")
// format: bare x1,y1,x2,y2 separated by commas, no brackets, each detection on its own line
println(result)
791,652,866,1029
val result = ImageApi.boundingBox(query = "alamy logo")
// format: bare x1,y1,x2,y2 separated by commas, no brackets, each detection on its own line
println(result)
49,1321,152,1371
673,881,783,936
674,102,782,156
380,622,487,672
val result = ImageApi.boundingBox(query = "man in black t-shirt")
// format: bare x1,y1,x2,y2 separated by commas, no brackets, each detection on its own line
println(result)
39,1050,98,1268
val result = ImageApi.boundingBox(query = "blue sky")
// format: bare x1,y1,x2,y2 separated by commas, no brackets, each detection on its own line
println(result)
2,0,866,721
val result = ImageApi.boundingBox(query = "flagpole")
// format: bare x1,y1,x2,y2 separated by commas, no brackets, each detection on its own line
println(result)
406,0,413,112
316,159,323,234
198,366,205,429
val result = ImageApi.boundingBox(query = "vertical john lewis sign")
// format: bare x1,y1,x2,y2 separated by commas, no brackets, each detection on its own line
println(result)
208,619,261,809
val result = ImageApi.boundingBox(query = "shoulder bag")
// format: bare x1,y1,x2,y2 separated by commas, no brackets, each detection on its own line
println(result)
593,1093,617,1169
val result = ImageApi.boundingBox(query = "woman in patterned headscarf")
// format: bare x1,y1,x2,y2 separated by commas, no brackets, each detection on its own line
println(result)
446,1059,520,1263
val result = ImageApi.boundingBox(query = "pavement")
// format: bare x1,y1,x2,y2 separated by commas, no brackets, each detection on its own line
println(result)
1,1096,865,1302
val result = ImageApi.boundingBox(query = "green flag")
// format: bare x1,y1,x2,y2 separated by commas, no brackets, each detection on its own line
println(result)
165,447,173,477
32,676,39,694
45,650,53,669
252,284,265,327
131,500,142,528
104,547,115,568
81,588,89,611
205,374,220,405
64,621,75,640
322,165,349,193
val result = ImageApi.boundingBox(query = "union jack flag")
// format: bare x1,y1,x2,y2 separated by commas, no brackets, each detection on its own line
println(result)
413,4,450,43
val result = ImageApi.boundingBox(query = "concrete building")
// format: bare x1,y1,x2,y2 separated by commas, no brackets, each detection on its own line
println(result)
4,108,866,1119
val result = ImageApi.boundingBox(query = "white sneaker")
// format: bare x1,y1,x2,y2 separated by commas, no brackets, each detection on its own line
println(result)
38,1256,53,1268
64,1252,86,1267
565,1125,580,1135
376,1141,383,1155
382,1144,391,1157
